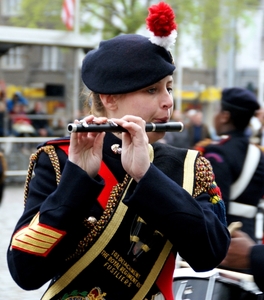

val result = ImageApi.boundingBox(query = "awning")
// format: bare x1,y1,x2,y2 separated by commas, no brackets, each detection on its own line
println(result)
0,26,95,56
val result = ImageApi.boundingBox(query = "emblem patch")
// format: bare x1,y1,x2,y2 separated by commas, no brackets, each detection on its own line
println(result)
62,287,107,300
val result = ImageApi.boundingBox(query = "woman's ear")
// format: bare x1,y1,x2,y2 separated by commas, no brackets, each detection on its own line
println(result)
99,94,117,111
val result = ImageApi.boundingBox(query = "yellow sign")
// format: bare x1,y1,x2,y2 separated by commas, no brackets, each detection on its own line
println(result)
174,89,199,101
200,87,221,102
6,85,45,99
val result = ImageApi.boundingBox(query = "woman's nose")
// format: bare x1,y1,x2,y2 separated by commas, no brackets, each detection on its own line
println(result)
161,92,173,109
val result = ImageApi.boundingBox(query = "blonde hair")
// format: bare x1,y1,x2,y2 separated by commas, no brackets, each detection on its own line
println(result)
82,91,106,117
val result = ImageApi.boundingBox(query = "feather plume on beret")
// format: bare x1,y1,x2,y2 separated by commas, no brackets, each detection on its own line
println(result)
81,2,177,94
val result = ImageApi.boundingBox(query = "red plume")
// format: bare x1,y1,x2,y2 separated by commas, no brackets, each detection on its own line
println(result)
146,2,177,50
146,2,177,37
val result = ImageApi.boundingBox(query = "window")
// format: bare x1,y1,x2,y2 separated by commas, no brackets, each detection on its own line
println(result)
0,47,24,69
1,0,22,16
42,46,64,71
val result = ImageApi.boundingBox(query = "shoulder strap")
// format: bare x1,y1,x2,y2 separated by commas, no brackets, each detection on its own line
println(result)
230,144,261,200
24,145,61,206
156,149,198,300
183,149,198,195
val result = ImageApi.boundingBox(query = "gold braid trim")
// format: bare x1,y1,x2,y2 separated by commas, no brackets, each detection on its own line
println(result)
66,174,130,261
193,156,213,197
193,156,222,204
24,145,61,207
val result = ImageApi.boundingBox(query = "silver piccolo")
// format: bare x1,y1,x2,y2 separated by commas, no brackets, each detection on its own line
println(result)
67,122,184,133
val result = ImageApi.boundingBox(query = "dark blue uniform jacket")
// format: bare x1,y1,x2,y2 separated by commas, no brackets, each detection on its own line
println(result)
7,133,230,299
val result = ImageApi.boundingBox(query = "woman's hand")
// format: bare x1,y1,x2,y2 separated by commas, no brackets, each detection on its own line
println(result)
68,115,107,178
111,116,151,182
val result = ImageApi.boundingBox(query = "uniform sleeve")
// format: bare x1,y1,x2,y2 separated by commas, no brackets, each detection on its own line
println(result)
250,244,264,292
7,148,104,290
123,162,230,273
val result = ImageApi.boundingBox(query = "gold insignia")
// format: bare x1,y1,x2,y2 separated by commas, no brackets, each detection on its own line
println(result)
88,287,107,300
11,212,66,256
62,287,107,300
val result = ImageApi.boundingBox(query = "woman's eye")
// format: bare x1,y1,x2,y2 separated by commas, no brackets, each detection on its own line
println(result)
167,87,173,94
148,88,157,94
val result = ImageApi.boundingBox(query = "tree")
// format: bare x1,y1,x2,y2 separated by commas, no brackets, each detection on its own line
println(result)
10,0,260,68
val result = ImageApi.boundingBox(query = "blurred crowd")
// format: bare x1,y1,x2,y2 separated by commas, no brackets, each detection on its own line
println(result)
160,107,264,149
0,90,68,138
160,108,211,148
2,90,264,147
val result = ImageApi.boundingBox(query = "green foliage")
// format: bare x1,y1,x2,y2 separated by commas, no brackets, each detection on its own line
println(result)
169,0,259,67
10,0,260,67
81,0,150,38
10,0,64,29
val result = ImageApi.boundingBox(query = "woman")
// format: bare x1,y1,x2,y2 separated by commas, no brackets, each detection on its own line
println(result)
7,3,230,300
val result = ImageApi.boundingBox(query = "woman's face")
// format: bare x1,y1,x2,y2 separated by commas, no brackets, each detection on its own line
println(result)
113,75,174,142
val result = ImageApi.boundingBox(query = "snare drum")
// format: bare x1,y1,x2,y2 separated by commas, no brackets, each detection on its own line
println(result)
154,267,263,300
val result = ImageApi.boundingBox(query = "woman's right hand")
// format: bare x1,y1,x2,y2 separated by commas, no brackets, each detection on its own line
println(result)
68,115,106,178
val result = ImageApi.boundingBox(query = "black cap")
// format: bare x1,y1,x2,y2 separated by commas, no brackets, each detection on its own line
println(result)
221,87,260,114
81,34,175,94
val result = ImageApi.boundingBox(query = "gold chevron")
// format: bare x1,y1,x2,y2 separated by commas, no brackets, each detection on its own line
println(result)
11,212,66,256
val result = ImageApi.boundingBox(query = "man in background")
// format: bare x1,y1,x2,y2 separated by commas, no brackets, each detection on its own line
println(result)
194,87,264,241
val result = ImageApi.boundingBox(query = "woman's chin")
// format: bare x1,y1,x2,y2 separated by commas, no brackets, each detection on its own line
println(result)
147,132,165,144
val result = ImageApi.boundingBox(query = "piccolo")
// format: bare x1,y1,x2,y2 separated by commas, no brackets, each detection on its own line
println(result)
67,122,184,133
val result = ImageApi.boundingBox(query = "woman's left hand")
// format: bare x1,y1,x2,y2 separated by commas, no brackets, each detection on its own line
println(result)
111,116,150,182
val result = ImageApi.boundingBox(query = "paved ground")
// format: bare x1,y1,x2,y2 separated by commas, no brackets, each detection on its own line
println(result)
0,183,48,300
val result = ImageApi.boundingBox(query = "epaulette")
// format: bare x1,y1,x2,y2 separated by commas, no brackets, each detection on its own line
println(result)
38,137,70,155
24,138,70,207
38,137,70,148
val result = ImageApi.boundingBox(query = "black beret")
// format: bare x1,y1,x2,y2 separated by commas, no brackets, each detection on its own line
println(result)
81,34,175,94
221,87,260,114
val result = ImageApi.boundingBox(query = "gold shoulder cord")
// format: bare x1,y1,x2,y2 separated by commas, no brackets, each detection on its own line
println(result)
24,145,61,207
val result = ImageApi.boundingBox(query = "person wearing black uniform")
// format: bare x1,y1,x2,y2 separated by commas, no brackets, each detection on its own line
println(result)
7,3,230,300
221,229,264,293
194,87,264,242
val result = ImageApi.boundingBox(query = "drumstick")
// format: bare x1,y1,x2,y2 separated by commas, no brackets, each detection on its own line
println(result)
228,221,243,235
